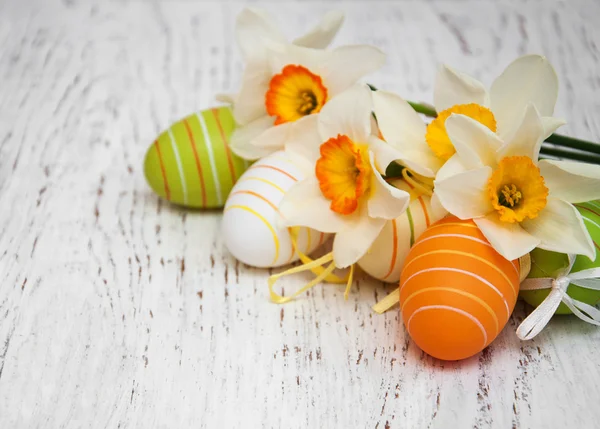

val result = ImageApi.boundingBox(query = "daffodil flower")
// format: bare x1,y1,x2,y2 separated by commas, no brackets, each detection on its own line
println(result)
433,106,600,261
428,54,565,171
373,55,565,182
217,8,344,105
224,10,385,160
279,85,411,268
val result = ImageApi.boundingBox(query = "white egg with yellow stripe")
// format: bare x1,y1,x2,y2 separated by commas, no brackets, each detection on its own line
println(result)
358,179,445,283
222,151,328,268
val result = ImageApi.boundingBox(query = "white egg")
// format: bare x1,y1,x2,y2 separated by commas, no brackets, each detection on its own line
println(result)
358,179,443,283
222,151,328,268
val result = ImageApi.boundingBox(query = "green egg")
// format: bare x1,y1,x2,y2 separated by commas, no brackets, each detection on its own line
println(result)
520,200,600,314
144,106,250,208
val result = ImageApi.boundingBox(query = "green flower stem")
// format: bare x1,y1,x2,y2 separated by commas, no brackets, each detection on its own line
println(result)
539,144,600,164
407,101,600,158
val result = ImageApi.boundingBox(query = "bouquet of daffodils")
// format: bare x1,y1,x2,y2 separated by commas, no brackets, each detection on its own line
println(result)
143,9,600,361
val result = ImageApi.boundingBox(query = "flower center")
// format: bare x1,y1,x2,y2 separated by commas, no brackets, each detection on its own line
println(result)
315,134,372,215
487,156,549,223
265,65,328,125
425,103,497,161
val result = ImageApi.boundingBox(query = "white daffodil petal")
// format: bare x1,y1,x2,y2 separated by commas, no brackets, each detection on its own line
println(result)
251,121,293,150
368,136,437,178
434,167,493,219
541,116,567,141
319,45,386,96
435,153,467,181
236,8,286,60
284,114,322,165
292,10,344,49
318,84,372,143
230,116,276,160
497,103,544,161
474,214,540,261
232,58,271,125
368,152,411,219
430,193,449,220
216,93,236,104
539,159,600,203
490,54,559,139
522,198,595,260
333,215,387,268
279,178,347,233
372,90,427,146
433,64,489,112
267,42,329,76
445,114,504,169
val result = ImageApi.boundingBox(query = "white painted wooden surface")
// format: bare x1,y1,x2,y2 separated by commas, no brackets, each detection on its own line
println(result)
1,0,600,427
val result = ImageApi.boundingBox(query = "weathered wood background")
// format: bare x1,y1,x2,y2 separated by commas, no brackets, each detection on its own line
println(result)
1,0,599,427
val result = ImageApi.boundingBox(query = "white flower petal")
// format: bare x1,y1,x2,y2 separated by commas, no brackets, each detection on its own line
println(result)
372,90,427,146
435,153,467,181
279,178,347,233
368,136,437,178
292,11,345,49
367,152,411,219
490,54,559,140
474,214,540,260
541,116,567,140
216,93,236,104
318,84,372,143
251,121,293,150
433,64,489,112
232,58,271,125
230,116,277,160
496,103,544,161
434,167,493,219
521,198,595,260
319,45,386,96
445,114,504,169
236,8,286,60
284,114,322,165
333,215,386,268
267,42,329,76
430,193,449,220
539,159,600,203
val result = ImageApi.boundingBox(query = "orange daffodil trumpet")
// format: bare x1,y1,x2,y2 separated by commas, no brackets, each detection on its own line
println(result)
279,85,412,268
433,106,600,261
223,8,386,160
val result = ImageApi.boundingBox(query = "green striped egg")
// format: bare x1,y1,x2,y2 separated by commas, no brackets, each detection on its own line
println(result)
521,200,600,314
144,106,250,208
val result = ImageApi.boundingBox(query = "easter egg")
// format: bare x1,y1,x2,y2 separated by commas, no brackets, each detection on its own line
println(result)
358,180,444,283
222,151,328,268
520,200,600,314
399,216,521,361
144,106,249,208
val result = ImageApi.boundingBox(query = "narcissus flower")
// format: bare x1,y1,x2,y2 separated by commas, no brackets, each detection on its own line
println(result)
427,54,565,168
373,56,565,181
433,107,600,261
279,85,411,268
224,9,385,160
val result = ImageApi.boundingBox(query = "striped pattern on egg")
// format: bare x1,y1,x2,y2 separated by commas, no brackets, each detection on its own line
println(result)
358,179,443,282
399,216,521,361
144,106,249,208
222,151,328,268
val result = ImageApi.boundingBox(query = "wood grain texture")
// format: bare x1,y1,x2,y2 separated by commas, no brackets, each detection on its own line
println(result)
1,0,599,427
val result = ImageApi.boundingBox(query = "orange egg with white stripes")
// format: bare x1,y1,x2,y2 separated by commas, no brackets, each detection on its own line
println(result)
358,179,444,283
222,151,328,268
144,106,249,208
399,216,522,361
